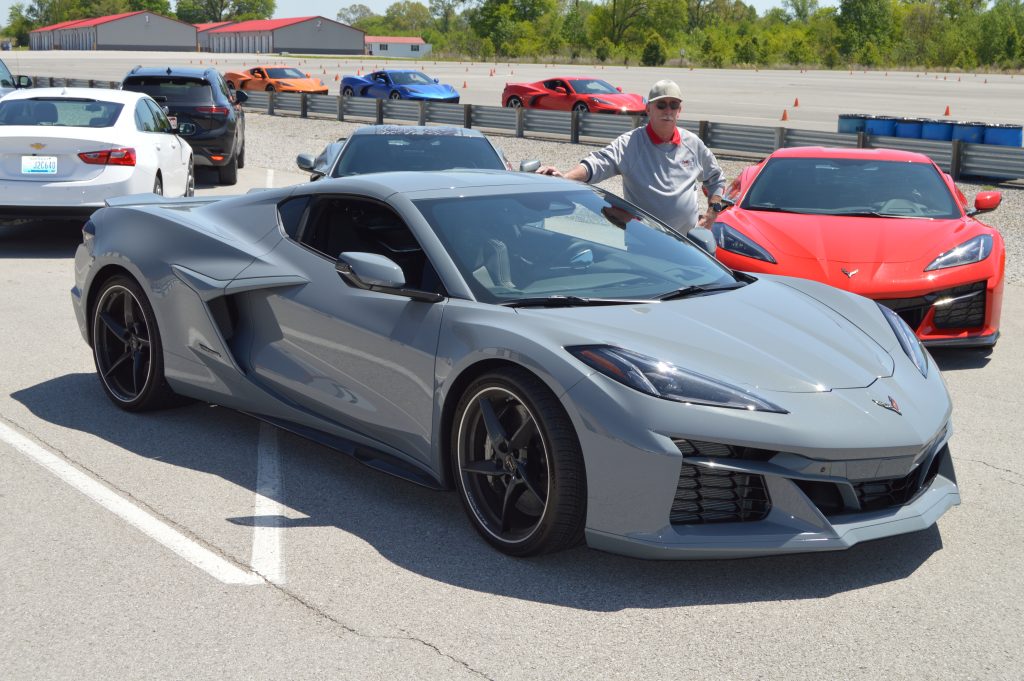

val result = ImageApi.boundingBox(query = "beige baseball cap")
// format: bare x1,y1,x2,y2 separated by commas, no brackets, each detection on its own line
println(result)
648,80,683,103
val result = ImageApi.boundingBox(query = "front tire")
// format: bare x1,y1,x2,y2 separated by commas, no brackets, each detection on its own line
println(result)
265,84,275,92
572,102,589,113
91,276,177,412
452,367,586,556
389,91,402,100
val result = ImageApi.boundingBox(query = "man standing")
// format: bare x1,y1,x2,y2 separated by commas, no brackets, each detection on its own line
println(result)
538,80,726,233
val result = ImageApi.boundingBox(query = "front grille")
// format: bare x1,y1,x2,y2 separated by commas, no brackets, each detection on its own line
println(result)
933,282,986,329
877,281,986,331
671,464,771,524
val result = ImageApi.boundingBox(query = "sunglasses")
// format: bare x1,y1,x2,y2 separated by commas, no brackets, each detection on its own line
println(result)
655,101,681,110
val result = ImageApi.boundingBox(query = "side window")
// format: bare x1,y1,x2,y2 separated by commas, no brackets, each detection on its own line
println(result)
298,197,441,293
213,75,230,100
145,99,172,133
134,100,157,132
278,195,311,239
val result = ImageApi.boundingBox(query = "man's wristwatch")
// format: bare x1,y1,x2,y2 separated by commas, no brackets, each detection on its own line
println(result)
709,201,725,213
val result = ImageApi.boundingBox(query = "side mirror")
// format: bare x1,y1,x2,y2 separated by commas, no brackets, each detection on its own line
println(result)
616,86,622,92
433,77,439,83
175,122,197,136
973,191,1001,214
554,86,567,95
687,227,717,257
375,77,386,84
519,159,541,173
296,152,316,173
336,252,443,302
15,75,32,88
234,90,249,103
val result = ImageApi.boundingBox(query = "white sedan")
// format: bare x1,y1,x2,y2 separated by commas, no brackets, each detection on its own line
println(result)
0,87,194,221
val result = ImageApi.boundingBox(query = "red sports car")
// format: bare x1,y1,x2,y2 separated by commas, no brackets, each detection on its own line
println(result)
502,77,645,114
713,147,1004,348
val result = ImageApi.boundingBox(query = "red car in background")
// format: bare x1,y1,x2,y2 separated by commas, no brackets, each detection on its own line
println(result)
502,77,645,114
713,147,1004,348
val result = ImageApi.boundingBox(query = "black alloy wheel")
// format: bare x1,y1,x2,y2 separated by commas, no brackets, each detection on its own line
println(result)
506,96,523,108
265,84,275,92
572,102,589,114
389,91,402,100
342,86,354,97
452,367,586,556
91,277,177,411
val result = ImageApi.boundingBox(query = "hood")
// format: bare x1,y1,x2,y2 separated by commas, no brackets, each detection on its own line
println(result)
588,93,645,107
402,83,455,97
528,279,893,393
729,210,972,265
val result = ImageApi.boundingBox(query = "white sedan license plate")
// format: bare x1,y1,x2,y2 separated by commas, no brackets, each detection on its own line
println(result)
22,155,58,175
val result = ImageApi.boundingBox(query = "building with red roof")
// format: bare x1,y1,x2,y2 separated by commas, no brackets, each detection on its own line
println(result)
364,36,431,58
28,11,197,51
195,21,235,51
205,16,363,55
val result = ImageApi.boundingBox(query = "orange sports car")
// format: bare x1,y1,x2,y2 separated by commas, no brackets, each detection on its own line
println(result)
223,65,328,94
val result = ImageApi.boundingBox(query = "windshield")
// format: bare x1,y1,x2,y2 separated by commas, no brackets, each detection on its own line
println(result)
0,60,13,88
332,134,505,176
741,157,961,219
122,76,215,104
390,71,434,86
415,188,737,304
568,79,619,95
0,98,123,127
266,67,306,79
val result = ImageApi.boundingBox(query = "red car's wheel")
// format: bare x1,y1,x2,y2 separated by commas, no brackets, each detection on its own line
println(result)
506,96,523,108
572,102,589,114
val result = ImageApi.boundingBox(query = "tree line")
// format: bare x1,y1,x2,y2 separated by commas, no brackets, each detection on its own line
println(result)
5,0,1024,71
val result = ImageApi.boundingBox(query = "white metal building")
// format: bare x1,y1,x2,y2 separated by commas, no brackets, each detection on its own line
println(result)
206,16,363,55
364,36,431,58
29,11,196,51
196,21,234,51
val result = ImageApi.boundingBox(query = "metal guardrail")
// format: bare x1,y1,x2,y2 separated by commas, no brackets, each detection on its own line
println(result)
27,74,1024,181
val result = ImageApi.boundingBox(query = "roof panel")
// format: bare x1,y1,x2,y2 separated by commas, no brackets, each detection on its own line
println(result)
207,16,319,33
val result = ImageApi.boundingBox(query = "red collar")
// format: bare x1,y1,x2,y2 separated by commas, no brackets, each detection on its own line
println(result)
645,123,680,145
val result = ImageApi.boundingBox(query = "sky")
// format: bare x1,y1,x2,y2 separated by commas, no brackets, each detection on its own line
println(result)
2,0,836,31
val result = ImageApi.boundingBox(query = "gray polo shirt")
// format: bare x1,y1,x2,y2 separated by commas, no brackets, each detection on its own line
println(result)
580,126,725,232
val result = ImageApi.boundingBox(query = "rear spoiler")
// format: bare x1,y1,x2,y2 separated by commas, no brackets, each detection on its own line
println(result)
105,193,237,208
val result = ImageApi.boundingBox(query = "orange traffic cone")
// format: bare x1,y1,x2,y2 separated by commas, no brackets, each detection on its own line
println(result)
463,80,467,88
781,109,789,121
334,74,339,81
793,97,799,107
944,105,951,116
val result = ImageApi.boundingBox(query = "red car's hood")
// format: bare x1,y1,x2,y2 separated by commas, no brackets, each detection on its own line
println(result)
730,210,974,265
590,93,645,107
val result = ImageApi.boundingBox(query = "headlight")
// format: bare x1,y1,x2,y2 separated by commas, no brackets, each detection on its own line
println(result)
590,97,612,105
877,304,928,377
711,222,776,263
925,235,992,271
567,345,788,413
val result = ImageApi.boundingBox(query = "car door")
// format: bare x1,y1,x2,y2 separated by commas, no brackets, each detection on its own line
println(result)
133,100,174,193
144,98,187,193
246,194,444,466
368,72,391,98
540,79,571,111
249,67,265,90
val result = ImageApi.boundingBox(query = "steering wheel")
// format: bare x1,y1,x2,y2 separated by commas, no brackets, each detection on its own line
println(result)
557,241,595,269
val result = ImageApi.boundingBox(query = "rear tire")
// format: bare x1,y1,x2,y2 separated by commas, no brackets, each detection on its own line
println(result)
91,276,178,412
236,142,245,169
265,85,275,92
506,96,523,108
218,155,238,185
342,86,354,97
451,367,586,556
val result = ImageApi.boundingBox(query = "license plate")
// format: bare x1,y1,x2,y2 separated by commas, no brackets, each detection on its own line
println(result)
167,115,177,128
22,155,58,174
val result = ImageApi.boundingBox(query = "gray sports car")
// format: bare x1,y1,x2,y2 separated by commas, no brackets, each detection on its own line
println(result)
71,171,959,559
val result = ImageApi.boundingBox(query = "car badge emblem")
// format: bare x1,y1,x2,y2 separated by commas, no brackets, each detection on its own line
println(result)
872,396,902,415
30,143,46,150
841,267,859,278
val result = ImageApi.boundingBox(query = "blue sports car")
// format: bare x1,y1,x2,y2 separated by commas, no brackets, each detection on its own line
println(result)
340,69,460,103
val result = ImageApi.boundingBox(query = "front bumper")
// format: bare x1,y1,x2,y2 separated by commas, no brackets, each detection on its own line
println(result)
563,365,957,559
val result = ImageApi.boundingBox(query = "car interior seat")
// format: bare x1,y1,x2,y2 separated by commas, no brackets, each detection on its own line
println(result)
33,101,59,125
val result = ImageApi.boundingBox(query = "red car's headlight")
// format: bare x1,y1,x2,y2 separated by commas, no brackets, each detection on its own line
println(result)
924,235,993,271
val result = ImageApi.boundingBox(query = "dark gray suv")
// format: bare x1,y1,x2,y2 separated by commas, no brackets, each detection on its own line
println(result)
122,66,246,185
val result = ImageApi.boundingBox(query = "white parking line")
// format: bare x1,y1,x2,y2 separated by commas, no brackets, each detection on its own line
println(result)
0,421,263,586
251,422,285,584
266,168,274,188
